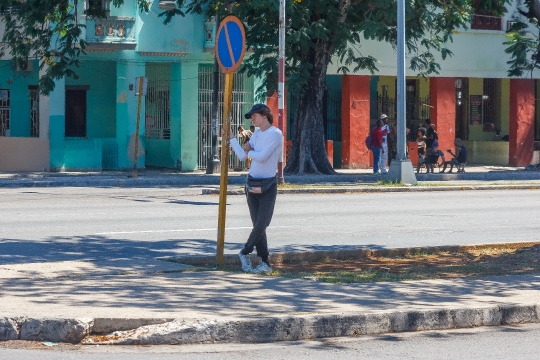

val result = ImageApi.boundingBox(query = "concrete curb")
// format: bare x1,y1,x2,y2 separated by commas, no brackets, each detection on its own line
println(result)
82,304,539,345
0,170,538,189
203,183,540,195
0,317,175,343
168,241,540,267
3,304,537,345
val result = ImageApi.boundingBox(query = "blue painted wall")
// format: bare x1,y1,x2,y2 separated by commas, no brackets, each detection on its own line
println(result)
0,60,39,137
137,2,206,54
66,60,117,139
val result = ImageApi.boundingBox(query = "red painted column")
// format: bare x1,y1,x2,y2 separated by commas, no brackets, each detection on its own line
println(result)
429,77,455,156
266,92,287,166
266,93,287,139
341,75,371,168
326,140,334,168
509,79,535,166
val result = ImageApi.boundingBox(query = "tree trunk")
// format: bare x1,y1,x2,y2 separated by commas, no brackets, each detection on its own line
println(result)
284,41,337,175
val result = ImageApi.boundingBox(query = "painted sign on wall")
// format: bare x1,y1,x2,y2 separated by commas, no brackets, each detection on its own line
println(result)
469,95,483,125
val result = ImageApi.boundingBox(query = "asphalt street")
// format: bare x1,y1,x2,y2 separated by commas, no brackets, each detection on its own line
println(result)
0,187,539,264
1,323,539,359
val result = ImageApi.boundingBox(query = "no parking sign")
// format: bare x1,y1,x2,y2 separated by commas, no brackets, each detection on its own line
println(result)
215,16,246,74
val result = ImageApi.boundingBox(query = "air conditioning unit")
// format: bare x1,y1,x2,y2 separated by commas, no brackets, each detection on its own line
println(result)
158,0,176,10
13,59,33,72
507,21,518,31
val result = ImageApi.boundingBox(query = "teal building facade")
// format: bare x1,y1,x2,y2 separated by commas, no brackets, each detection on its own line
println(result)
0,1,255,171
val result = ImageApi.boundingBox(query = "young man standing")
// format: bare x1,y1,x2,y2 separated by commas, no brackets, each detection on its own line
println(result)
379,114,390,174
370,119,384,175
227,104,283,274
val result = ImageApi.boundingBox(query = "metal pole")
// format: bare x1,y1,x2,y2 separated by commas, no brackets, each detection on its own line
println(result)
207,14,221,174
387,0,417,185
132,76,144,178
396,0,406,161
277,0,285,184
216,72,233,265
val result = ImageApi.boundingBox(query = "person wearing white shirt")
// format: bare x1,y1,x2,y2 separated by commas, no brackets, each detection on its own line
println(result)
379,114,390,174
226,104,283,274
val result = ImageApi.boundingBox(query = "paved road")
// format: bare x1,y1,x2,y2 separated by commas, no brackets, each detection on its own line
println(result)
0,187,539,264
1,323,539,359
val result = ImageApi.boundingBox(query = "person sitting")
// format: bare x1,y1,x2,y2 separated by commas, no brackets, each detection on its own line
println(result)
443,138,467,173
238,125,252,145
425,141,445,173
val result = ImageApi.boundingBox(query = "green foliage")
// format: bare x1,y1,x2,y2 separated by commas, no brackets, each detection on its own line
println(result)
0,0,159,94
504,19,540,77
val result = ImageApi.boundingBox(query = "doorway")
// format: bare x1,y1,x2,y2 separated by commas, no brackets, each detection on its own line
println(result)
65,89,87,137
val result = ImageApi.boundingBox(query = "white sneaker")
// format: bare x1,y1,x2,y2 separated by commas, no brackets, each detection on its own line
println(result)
253,262,272,274
238,251,253,273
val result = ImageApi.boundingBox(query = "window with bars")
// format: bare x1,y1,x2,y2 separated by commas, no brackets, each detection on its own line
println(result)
483,78,499,132
145,63,171,140
29,86,39,138
0,89,10,137
85,0,110,17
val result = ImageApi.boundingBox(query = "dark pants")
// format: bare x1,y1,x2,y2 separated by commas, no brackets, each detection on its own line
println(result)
242,182,278,260
442,158,460,172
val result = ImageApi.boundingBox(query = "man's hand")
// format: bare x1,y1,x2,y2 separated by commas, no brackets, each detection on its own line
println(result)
242,142,253,153
221,128,234,141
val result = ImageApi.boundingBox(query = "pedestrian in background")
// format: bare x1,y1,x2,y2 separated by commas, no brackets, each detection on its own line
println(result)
424,119,438,151
225,104,283,274
370,119,384,175
416,127,427,173
425,141,445,173
443,138,467,173
379,114,390,174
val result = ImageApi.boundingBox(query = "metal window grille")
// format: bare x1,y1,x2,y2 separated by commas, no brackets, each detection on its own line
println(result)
197,65,254,170
323,93,342,142
29,86,39,138
288,92,342,142
483,78,497,124
0,89,10,137
377,95,430,142
471,14,501,30
145,63,171,139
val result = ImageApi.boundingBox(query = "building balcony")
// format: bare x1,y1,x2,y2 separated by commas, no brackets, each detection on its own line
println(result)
85,16,137,51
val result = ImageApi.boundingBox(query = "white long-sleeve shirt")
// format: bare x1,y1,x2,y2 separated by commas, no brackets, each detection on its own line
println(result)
230,126,283,178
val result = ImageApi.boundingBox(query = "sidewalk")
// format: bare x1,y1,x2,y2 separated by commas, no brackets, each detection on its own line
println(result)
0,165,539,191
0,251,538,344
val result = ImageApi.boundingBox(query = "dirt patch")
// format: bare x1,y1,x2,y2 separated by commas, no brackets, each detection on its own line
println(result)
269,242,540,283
0,340,81,350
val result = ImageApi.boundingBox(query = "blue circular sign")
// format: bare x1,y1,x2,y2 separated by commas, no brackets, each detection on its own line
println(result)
215,16,246,74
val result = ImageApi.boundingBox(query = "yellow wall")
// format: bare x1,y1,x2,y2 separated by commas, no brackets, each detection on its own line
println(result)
500,78,510,137
377,76,429,98
418,78,429,98
378,76,395,96
463,140,509,165
469,78,483,95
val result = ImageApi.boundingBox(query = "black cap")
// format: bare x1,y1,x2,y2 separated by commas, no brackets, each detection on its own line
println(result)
245,104,270,119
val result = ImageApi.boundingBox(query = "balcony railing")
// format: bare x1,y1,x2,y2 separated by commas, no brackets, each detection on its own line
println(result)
85,16,137,50
471,14,502,31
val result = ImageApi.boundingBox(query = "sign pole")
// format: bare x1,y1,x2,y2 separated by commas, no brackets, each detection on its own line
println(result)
216,72,233,265
214,15,247,265
132,76,144,179
277,0,286,184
